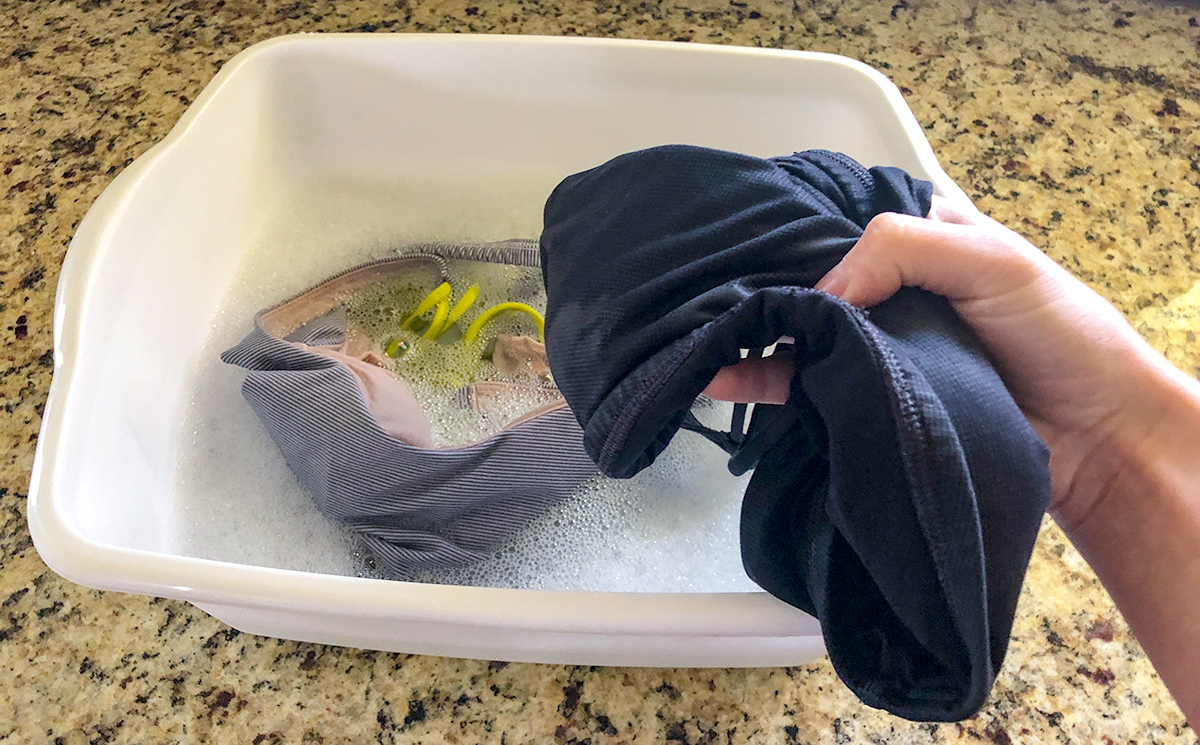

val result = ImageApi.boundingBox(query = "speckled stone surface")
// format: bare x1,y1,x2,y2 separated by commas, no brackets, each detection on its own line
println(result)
2,0,1198,742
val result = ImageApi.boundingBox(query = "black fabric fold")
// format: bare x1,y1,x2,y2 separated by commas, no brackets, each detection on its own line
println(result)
539,145,1050,721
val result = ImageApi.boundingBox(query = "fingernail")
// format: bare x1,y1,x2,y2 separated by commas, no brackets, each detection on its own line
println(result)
815,265,849,297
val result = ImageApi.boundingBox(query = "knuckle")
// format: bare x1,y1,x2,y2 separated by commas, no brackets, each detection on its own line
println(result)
861,212,907,245
858,213,916,265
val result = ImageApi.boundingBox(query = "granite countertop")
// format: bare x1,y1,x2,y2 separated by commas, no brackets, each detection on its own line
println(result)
2,0,1198,742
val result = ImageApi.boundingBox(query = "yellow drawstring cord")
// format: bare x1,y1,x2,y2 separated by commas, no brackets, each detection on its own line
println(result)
401,282,452,330
446,284,479,326
399,283,541,348
384,337,408,358
422,299,450,341
463,302,545,343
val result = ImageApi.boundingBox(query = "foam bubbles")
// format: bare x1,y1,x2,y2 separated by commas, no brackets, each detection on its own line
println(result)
343,259,554,446
174,180,757,592
412,411,758,592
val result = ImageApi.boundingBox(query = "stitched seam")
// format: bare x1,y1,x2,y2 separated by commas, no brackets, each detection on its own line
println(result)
594,287,776,472
595,338,695,470
851,313,978,701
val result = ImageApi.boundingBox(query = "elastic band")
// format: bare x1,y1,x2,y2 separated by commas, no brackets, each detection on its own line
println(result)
395,238,541,268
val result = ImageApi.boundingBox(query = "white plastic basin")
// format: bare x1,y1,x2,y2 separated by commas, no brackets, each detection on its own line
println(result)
29,34,966,666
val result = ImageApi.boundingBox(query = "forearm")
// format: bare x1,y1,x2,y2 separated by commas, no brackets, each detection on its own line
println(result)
1053,355,1200,723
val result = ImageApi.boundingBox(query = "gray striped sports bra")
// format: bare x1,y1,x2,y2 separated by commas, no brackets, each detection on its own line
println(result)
221,240,599,576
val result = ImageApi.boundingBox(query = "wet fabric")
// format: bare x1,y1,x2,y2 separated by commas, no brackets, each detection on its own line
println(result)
222,248,599,575
539,146,1051,721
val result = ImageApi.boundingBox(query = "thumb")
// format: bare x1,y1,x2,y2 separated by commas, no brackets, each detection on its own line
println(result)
815,212,1056,309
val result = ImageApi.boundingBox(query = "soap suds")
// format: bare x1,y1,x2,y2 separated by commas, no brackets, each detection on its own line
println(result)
174,181,756,592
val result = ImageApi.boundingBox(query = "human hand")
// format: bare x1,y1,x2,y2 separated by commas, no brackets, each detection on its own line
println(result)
704,196,1192,528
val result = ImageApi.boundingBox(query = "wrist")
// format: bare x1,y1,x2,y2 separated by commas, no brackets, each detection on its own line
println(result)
1048,352,1200,723
1051,349,1200,534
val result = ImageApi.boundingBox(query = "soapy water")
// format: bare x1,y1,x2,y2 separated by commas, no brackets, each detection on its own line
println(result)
174,180,757,592
411,398,758,592
343,259,547,380
343,258,560,446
